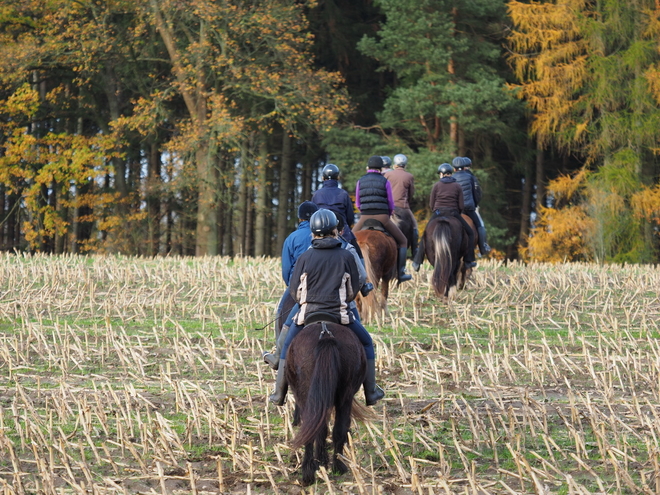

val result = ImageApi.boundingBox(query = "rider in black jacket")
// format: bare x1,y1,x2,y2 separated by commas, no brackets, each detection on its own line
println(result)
268,209,385,407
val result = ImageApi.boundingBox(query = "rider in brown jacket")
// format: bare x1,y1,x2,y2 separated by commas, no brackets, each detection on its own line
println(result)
412,163,477,270
384,153,419,258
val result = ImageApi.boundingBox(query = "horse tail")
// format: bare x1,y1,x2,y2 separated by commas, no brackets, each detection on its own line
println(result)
291,335,341,449
358,242,379,319
432,220,452,297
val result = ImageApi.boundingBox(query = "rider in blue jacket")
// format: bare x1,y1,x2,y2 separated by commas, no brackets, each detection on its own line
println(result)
263,201,317,370
452,157,490,255
312,164,363,259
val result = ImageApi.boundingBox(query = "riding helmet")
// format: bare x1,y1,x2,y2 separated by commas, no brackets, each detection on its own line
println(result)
297,201,318,221
393,154,408,168
381,156,392,168
462,157,472,168
367,155,383,169
438,163,454,175
322,163,340,180
451,156,464,169
309,209,338,236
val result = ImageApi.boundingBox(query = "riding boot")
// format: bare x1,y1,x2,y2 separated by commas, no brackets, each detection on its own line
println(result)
268,360,288,406
477,226,491,255
411,238,425,272
262,324,289,370
397,247,412,284
363,359,385,406
411,228,419,259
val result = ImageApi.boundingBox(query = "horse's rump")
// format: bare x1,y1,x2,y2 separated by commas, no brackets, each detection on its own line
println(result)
425,216,464,298
286,323,368,443
285,322,369,484
392,207,416,251
354,229,397,320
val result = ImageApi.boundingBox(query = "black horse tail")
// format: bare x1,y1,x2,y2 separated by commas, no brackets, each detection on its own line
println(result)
292,335,341,449
432,219,452,297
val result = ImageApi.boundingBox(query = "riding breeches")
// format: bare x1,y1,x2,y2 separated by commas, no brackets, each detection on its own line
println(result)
352,213,407,248
281,318,375,360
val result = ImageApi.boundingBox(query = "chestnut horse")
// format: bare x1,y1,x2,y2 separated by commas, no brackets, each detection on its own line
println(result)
354,225,397,320
423,214,475,298
286,320,369,485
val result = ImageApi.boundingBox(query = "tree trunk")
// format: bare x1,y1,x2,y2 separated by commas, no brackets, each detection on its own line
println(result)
103,66,128,199
276,130,292,255
147,140,161,256
458,126,466,157
196,143,218,256
535,137,546,209
254,135,269,257
55,185,67,254
518,143,534,255
236,142,249,256
0,185,4,248
246,187,254,257
303,159,313,201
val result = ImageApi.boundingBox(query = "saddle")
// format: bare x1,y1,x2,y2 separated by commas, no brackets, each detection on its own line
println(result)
304,312,339,325
360,218,390,235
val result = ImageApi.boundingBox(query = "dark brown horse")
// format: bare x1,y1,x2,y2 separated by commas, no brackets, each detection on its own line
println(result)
392,206,417,256
286,321,369,485
424,214,475,298
354,226,397,320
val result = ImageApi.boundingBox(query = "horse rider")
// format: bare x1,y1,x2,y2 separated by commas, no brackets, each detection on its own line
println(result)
269,209,385,407
384,153,419,258
312,163,363,260
412,163,477,271
263,213,373,371
381,156,393,174
452,156,491,255
262,201,317,370
352,155,412,285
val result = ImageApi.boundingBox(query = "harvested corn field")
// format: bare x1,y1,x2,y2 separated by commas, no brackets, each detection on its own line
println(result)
0,254,659,493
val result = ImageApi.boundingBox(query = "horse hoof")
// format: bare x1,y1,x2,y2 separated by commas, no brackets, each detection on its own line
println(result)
465,261,477,269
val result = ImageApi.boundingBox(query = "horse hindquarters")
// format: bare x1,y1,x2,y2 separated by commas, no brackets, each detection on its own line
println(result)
291,337,341,485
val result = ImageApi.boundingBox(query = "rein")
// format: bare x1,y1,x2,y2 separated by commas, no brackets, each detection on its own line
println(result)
253,304,293,331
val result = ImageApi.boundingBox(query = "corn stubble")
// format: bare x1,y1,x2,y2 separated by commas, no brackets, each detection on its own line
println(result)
0,253,659,493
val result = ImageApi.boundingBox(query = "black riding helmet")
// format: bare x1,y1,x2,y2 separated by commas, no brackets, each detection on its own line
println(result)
322,163,340,180
367,155,383,169
310,209,338,236
438,163,454,175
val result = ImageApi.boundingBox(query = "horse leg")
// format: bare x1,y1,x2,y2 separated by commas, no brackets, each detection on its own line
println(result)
380,281,389,313
331,400,353,475
292,404,301,427
315,422,329,469
301,441,318,486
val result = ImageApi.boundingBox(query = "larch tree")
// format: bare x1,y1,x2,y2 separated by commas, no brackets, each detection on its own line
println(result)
509,0,660,262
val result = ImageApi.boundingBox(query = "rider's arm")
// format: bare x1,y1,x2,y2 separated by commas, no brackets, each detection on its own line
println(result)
281,238,293,285
385,181,395,216
344,193,355,227
409,176,415,205
457,186,465,213
355,181,361,210
344,242,366,288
